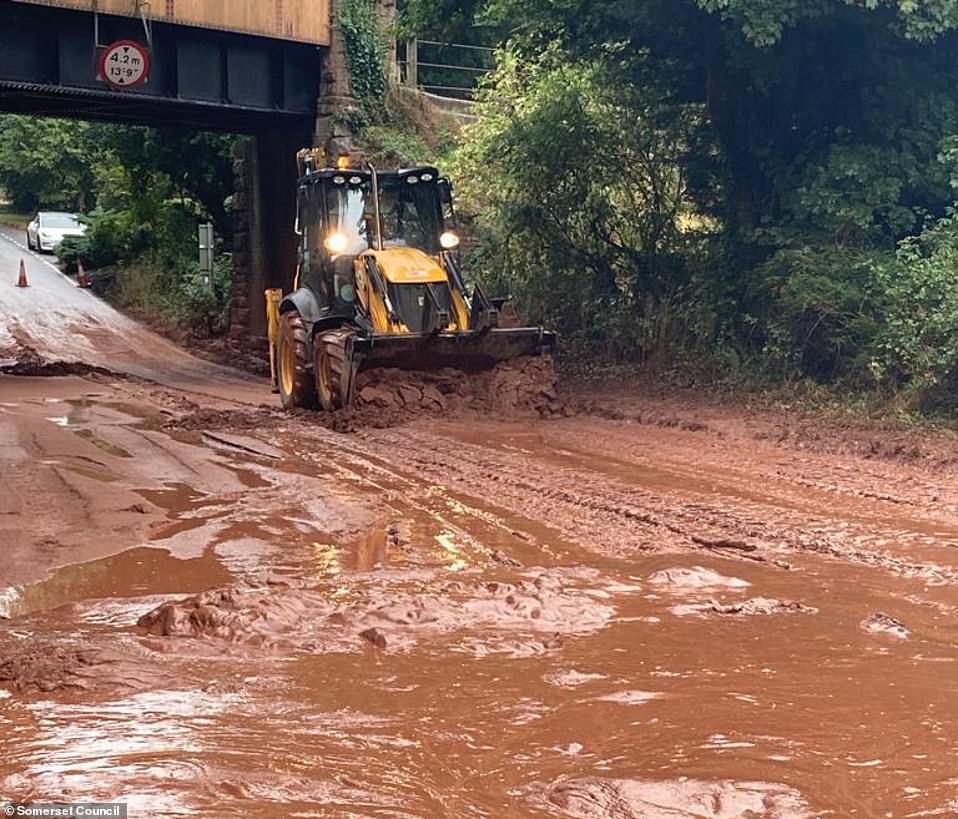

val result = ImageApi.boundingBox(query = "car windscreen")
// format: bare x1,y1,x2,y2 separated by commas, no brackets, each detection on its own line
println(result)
41,214,81,229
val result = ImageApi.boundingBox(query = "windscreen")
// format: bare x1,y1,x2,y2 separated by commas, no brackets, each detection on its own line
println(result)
378,176,443,254
41,213,81,229
324,177,373,255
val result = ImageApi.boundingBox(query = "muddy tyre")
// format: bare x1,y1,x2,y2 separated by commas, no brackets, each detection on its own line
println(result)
277,310,317,410
315,328,356,412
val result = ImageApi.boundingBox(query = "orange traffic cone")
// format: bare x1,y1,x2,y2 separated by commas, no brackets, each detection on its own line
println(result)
77,259,90,288
16,259,28,288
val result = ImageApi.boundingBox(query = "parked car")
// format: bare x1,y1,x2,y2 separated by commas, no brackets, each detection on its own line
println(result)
27,211,86,253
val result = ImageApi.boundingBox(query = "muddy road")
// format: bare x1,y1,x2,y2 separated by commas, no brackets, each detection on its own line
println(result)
3,236,958,817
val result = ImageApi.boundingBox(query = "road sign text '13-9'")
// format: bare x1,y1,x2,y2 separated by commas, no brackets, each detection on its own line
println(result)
97,40,152,89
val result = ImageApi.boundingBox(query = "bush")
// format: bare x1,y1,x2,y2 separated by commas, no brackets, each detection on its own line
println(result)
872,213,958,408
452,49,710,361
750,246,886,383
56,201,231,334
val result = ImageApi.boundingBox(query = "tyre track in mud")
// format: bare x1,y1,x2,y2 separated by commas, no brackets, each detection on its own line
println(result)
571,418,958,521
304,419,958,586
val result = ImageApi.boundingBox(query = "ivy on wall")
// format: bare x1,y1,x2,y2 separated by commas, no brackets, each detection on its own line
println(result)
337,0,388,122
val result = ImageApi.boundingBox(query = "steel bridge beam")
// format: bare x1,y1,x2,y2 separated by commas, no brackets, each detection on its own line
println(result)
0,2,321,132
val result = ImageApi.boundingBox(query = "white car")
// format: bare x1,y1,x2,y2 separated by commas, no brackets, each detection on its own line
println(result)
27,211,86,253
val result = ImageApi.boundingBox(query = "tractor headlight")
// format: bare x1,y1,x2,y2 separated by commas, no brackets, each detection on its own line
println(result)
325,232,349,254
439,231,460,250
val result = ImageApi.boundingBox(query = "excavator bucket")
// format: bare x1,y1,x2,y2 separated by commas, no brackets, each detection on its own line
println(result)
352,327,557,373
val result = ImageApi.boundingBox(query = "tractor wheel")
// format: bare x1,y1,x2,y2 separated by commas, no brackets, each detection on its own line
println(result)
277,310,317,410
315,328,356,412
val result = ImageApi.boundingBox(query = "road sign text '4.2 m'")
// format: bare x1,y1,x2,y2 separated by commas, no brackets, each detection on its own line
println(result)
97,40,151,89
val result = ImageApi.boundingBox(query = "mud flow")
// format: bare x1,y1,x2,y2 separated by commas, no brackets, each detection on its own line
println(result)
3,362,958,818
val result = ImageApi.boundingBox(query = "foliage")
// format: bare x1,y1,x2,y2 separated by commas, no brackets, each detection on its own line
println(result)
454,50,708,360
99,127,236,237
360,86,460,166
0,206,30,231
0,115,240,333
338,0,389,120
873,213,958,407
399,0,958,408
0,116,101,211
58,202,231,330
750,246,884,380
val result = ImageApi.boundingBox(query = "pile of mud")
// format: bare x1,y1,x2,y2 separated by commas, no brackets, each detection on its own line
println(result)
166,355,566,434
166,406,289,433
137,570,613,655
330,354,565,432
0,636,155,693
861,612,910,639
0,342,120,379
670,597,816,618
0,641,102,692
138,587,332,644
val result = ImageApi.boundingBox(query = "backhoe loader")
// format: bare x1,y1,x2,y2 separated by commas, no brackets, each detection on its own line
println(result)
267,150,556,412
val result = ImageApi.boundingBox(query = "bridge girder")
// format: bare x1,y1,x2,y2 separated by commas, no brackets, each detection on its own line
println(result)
0,2,322,132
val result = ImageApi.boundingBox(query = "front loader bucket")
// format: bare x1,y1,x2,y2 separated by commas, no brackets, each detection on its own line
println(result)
352,327,557,373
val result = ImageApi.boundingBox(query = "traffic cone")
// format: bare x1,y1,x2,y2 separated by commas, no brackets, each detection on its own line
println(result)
16,259,28,288
77,259,90,288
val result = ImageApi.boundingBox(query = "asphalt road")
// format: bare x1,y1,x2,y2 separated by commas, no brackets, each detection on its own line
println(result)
0,226,267,402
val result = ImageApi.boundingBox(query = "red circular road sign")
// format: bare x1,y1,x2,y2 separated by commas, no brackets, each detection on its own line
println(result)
98,40,151,89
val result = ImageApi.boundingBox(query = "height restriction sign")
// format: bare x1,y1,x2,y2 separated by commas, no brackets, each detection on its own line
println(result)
98,40,151,89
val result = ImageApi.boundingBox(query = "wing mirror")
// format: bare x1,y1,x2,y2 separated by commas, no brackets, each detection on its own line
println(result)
438,178,453,207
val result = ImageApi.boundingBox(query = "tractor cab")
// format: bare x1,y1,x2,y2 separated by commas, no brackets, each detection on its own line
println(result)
295,159,461,315
291,153,477,345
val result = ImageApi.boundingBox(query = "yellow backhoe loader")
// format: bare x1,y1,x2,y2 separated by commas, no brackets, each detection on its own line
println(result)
267,150,556,411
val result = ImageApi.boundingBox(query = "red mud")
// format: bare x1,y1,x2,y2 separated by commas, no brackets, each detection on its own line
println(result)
670,597,817,618
6,337,958,816
136,569,614,654
0,341,124,379
167,354,563,433
0,636,158,693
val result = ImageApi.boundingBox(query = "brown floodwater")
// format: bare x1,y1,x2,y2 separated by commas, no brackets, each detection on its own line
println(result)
3,385,958,818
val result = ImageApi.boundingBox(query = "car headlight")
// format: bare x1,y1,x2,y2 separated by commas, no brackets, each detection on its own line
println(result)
439,231,460,250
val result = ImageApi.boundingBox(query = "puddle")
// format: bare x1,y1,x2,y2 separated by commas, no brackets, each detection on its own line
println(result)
137,483,219,515
99,400,169,431
0,546,233,619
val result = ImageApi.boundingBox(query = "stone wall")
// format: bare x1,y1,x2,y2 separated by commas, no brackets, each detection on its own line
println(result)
314,0,357,155
230,130,308,340
230,137,260,340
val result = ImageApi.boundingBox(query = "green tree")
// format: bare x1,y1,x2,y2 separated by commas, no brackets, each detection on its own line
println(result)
406,0,958,392
0,116,102,212
102,127,236,238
